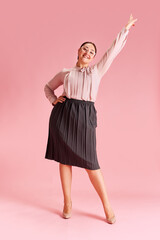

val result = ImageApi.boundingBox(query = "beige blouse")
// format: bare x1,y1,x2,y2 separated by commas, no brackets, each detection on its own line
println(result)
44,26,129,105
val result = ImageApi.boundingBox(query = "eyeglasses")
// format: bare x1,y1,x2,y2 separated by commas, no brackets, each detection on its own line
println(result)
81,46,95,57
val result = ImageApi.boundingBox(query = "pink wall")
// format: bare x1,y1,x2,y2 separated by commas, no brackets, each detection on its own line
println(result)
0,0,160,200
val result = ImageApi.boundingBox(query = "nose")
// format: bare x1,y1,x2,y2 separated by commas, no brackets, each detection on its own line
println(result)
85,49,90,53
84,49,90,56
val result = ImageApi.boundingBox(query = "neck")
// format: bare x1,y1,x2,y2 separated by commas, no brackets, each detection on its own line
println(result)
76,61,89,68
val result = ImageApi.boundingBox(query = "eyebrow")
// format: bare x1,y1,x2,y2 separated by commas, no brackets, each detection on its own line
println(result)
84,46,95,52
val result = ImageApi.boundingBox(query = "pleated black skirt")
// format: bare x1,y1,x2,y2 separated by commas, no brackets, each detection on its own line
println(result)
44,96,100,170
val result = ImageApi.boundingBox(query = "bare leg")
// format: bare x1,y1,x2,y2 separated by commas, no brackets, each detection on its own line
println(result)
59,163,72,215
85,168,116,222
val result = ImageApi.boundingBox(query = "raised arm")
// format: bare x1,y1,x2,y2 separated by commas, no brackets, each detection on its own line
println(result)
44,70,65,105
94,26,130,79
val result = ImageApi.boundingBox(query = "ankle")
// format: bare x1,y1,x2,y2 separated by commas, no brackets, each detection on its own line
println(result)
103,202,112,210
64,200,72,206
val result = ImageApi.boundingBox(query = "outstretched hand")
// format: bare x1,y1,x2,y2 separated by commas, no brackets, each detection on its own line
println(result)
125,14,138,30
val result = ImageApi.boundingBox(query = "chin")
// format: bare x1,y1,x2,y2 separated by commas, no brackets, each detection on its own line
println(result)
82,58,90,63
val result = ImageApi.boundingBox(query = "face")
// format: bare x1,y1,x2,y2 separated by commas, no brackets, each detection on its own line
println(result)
77,43,96,64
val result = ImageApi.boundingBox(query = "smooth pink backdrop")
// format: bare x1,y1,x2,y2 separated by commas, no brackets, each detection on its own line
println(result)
0,0,160,239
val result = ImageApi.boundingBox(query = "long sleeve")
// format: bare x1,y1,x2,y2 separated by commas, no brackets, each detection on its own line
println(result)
94,26,129,79
44,70,65,105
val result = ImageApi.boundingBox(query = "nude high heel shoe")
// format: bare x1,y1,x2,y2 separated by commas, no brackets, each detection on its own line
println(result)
62,201,72,219
106,215,116,224
105,207,116,224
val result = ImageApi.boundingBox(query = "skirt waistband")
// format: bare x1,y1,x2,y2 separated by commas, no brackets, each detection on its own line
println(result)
64,96,94,105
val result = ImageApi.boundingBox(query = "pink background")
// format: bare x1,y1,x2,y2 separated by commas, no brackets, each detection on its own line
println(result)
0,0,160,239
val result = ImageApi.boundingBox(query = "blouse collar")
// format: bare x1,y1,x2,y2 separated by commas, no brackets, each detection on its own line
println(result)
74,65,94,73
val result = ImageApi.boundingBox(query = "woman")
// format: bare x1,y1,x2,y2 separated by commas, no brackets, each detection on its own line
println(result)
44,14,137,224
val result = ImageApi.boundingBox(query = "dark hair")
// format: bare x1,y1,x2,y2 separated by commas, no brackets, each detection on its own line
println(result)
77,41,97,60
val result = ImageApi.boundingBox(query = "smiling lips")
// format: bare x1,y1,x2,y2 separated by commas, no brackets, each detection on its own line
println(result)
83,54,90,59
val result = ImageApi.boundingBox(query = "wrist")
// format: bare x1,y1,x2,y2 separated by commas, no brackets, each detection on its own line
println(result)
125,24,130,31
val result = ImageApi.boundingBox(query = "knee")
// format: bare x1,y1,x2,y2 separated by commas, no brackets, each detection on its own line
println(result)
85,168,100,175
